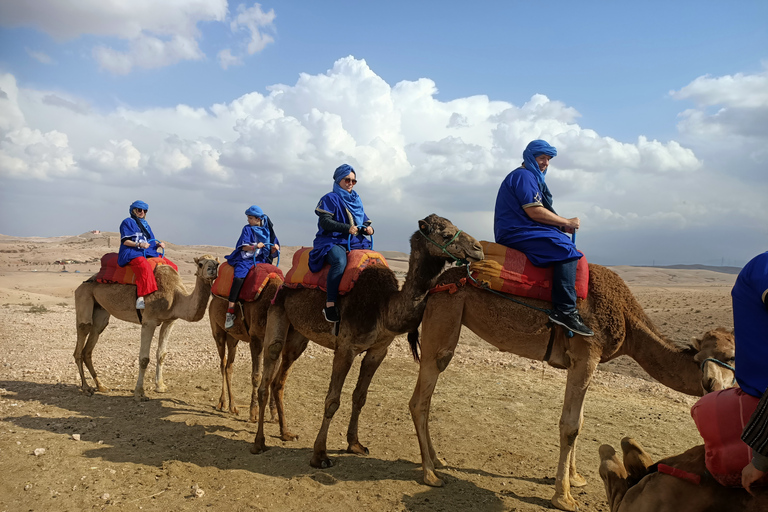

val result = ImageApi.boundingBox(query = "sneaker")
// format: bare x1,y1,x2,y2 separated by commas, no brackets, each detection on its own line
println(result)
323,306,341,323
549,310,594,337
136,296,145,310
225,312,236,329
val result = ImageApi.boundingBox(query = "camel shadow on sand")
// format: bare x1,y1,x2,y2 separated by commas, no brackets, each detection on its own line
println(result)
0,380,524,509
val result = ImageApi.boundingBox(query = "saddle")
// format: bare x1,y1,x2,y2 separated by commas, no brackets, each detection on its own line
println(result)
283,248,388,295
468,241,589,301
93,253,170,285
211,262,284,302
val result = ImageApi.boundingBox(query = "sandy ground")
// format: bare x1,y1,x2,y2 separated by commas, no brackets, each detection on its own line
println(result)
0,233,737,511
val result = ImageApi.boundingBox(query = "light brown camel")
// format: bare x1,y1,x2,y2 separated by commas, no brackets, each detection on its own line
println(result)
208,278,309,430
408,263,736,511
599,437,768,511
74,255,220,401
251,214,484,468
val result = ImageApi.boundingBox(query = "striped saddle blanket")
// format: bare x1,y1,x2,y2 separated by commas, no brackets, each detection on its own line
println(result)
468,241,589,301
93,253,171,285
211,262,284,302
283,248,388,295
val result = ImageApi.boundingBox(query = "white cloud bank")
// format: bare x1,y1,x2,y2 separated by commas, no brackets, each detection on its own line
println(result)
0,0,275,73
1,58,766,266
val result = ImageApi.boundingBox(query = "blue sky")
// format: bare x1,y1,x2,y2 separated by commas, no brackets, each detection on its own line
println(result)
1,1,767,266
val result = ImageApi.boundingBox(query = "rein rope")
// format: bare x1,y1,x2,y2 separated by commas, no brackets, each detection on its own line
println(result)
417,227,466,265
699,357,737,385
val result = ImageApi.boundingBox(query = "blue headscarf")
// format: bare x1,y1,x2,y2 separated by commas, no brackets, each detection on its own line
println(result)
129,200,152,239
331,164,366,226
522,140,558,213
245,205,271,243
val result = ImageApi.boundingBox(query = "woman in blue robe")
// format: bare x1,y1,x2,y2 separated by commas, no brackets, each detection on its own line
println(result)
308,164,373,324
493,140,593,336
223,205,279,329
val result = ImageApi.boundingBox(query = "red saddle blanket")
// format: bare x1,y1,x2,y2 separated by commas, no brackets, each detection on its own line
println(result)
468,241,588,301
283,248,388,295
211,262,284,302
94,253,171,285
691,387,768,487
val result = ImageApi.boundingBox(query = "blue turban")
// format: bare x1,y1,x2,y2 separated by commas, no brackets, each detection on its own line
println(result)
129,200,149,215
522,140,557,213
245,205,265,218
333,164,355,183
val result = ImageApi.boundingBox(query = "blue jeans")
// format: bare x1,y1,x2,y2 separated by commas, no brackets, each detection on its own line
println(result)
551,259,578,314
325,244,347,303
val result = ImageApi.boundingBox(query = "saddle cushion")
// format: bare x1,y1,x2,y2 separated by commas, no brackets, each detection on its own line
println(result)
283,247,388,295
94,253,169,285
469,241,588,301
691,387,768,487
211,262,284,302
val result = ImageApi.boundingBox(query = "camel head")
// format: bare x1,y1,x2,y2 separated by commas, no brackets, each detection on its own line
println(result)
414,214,484,265
194,254,220,283
691,327,736,393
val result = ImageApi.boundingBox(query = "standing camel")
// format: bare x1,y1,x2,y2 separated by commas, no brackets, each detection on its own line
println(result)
408,263,736,511
208,278,309,433
74,255,220,400
599,437,768,512
251,214,484,468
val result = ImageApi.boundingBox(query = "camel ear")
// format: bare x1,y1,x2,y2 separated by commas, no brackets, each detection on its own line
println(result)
194,256,200,265
418,218,432,235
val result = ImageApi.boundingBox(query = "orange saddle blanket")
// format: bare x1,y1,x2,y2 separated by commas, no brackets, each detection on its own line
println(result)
211,262,284,302
94,253,170,285
469,241,588,301
283,248,388,295
691,387,768,488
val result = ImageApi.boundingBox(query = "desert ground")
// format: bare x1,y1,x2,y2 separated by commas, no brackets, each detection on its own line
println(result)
0,232,738,511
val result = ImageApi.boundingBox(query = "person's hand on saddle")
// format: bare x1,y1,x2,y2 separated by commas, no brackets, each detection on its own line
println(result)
562,217,580,234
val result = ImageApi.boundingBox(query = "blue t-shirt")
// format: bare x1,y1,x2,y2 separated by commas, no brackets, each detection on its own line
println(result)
308,192,371,273
117,217,160,267
732,251,768,397
493,167,581,267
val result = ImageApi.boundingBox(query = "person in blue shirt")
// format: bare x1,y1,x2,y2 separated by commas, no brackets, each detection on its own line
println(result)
733,251,768,492
493,140,593,336
118,200,177,309
308,164,373,324
223,205,279,329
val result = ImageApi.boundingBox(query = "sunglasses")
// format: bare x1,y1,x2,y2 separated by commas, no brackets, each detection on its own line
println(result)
343,178,357,185
135,208,147,213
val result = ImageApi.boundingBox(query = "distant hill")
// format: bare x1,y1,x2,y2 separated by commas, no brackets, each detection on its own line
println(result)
640,264,742,275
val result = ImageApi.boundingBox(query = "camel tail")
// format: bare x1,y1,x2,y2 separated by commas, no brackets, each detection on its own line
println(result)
408,330,420,362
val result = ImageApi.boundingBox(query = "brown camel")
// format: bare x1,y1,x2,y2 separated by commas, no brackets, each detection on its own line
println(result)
74,255,220,401
208,278,309,431
251,214,485,468
599,437,768,511
408,262,736,511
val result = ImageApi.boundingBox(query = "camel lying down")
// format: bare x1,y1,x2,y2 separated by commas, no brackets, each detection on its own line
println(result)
599,437,768,512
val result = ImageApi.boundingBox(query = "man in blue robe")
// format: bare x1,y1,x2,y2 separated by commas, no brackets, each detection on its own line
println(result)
494,139,593,336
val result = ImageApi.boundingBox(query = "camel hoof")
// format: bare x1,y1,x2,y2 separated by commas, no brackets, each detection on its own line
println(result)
81,387,95,397
250,442,268,455
310,456,333,469
230,407,240,415
433,457,447,469
96,384,109,393
280,432,299,442
155,385,168,393
551,493,578,512
346,442,369,456
423,471,444,487
570,472,587,488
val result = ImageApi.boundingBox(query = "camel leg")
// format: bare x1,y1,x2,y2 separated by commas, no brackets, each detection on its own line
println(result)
75,306,110,394
251,305,290,453
211,320,230,411
246,334,263,418
223,334,239,414
134,322,158,401
153,319,176,393
569,436,587,487
551,341,600,512
346,345,389,456
268,329,309,441
310,346,356,469
409,302,463,487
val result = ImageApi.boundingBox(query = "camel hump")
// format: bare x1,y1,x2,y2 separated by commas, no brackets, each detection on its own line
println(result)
283,248,389,295
468,241,588,301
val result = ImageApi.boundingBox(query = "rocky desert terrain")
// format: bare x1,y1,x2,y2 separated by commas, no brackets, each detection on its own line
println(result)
0,232,738,511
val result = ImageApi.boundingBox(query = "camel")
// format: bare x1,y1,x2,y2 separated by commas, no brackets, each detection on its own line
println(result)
208,278,309,430
251,214,485,468
407,262,736,511
74,255,220,401
599,437,768,511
